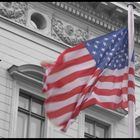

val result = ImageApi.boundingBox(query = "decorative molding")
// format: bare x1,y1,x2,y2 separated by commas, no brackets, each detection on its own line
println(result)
0,2,28,25
49,2,140,45
51,17,89,46
50,2,122,30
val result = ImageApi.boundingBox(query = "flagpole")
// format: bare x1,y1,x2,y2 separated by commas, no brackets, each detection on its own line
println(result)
127,3,136,138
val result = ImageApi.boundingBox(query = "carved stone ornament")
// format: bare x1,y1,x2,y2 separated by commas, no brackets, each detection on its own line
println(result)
51,17,89,46
0,2,28,25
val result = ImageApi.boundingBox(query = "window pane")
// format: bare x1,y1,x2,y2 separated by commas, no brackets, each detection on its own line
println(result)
29,117,41,138
85,121,94,135
19,96,29,110
95,125,105,138
31,100,42,115
16,112,28,138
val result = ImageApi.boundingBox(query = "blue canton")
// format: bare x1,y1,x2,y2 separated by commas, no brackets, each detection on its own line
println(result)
85,27,134,70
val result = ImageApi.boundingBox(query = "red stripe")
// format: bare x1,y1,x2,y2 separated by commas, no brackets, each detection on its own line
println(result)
52,43,85,68
50,54,93,75
45,85,85,103
47,102,76,118
128,94,135,102
129,67,134,75
47,67,96,89
99,73,128,82
64,42,85,53
128,81,135,88
92,86,128,96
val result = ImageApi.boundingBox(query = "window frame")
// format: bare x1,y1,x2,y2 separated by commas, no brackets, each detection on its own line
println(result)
17,89,45,138
84,115,110,138
8,64,54,138
9,80,48,138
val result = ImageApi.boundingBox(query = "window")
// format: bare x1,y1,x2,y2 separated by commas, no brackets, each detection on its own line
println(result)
84,117,109,138
16,89,45,138
8,64,47,138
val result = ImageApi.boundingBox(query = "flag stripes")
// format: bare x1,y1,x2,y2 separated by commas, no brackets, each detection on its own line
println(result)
42,27,135,131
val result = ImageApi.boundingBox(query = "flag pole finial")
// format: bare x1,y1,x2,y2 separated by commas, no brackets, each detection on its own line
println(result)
127,3,136,9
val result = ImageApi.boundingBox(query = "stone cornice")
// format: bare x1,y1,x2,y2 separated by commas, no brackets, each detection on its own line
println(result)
49,2,119,31
48,2,140,45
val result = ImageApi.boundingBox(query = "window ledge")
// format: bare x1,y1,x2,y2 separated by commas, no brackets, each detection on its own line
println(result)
89,105,128,120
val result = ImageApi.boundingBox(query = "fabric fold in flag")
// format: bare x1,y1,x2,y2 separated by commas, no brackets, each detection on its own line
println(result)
42,27,135,132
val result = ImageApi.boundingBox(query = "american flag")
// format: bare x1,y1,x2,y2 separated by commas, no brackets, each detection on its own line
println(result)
42,27,135,131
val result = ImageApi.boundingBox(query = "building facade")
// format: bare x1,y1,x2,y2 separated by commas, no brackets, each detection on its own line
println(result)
0,2,140,138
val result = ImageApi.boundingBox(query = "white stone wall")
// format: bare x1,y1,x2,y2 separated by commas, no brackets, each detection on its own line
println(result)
0,16,61,137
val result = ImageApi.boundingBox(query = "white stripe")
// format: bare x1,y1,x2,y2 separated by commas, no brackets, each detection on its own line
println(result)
128,88,135,95
95,80,128,89
103,66,134,77
129,74,134,81
47,59,96,83
47,75,92,97
64,48,89,62
49,112,72,126
86,91,128,103
46,93,81,112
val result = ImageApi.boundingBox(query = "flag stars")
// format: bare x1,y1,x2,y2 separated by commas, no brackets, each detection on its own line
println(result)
106,52,109,55
101,48,105,52
113,34,117,37
118,38,121,41
86,42,90,47
121,32,124,36
94,45,98,48
121,50,125,53
116,59,119,63
92,51,96,55
96,41,100,44
111,39,114,43
105,62,108,66
103,42,107,46
118,55,122,58
124,53,127,56
119,64,122,67
107,57,111,61
100,53,103,57
114,64,117,68
124,44,126,48
112,48,115,52
109,52,113,56
104,38,109,41
86,28,128,70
